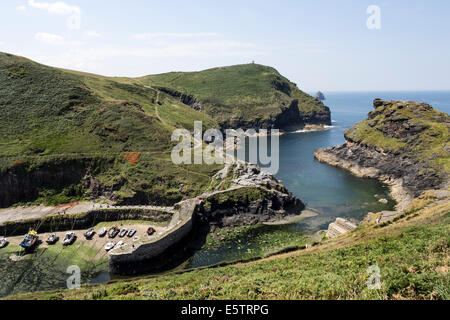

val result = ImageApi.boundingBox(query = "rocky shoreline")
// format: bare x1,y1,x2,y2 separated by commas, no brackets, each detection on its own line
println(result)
314,146,414,211
315,99,449,234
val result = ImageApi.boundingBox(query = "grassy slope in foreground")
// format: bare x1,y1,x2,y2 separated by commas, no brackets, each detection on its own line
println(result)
139,63,331,129
0,52,221,206
7,192,449,300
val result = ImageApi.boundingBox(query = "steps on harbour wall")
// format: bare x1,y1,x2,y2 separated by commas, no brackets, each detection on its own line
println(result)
327,218,357,238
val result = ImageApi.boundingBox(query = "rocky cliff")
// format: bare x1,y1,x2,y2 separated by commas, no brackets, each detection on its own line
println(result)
315,91,326,101
315,99,450,211
197,162,305,229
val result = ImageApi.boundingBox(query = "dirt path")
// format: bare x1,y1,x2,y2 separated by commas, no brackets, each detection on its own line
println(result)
136,82,167,126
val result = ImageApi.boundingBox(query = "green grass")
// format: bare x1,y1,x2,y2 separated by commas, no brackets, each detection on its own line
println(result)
205,186,270,207
139,63,330,128
0,52,222,206
346,121,407,151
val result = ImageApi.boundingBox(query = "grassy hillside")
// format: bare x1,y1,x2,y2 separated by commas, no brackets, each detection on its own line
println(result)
140,64,330,128
0,52,221,206
0,52,330,207
7,191,449,300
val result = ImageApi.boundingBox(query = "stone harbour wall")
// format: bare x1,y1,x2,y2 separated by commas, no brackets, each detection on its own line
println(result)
0,208,173,237
108,199,198,275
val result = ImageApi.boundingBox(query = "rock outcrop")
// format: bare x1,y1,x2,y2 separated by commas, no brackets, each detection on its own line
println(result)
198,162,305,229
315,91,326,101
155,86,202,111
315,99,450,212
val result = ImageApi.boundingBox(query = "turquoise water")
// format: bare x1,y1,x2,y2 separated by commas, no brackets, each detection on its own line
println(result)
277,91,450,231
187,91,450,268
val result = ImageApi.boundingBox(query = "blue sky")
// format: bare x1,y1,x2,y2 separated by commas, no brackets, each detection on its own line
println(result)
1,0,449,91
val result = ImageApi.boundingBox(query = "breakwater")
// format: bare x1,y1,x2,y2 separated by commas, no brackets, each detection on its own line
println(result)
108,199,198,275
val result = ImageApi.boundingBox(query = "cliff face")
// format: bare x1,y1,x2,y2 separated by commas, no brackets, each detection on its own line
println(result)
315,99,449,210
0,160,88,208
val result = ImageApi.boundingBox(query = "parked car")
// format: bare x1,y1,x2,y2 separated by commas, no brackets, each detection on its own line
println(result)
98,227,107,238
114,241,124,249
63,232,76,246
104,242,115,252
84,228,96,239
119,228,128,238
46,233,59,245
108,226,120,239
147,227,156,236
127,228,137,238
0,237,8,249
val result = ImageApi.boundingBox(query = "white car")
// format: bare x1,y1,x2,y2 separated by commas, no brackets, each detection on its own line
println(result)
104,242,115,252
114,241,124,249
127,228,137,238
119,228,128,238
98,227,107,238
46,233,59,245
